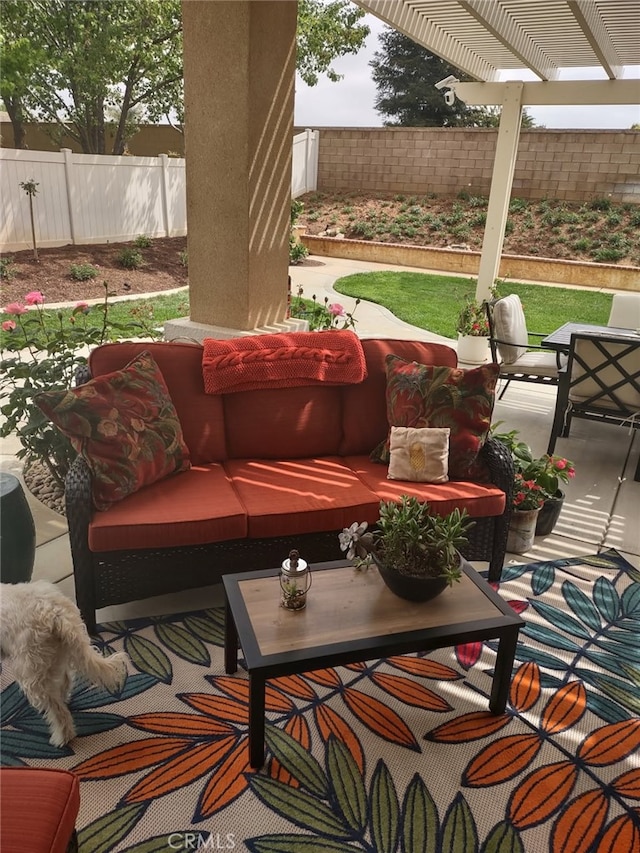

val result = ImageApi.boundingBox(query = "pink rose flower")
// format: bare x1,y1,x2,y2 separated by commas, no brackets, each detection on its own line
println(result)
74,301,90,313
328,303,345,317
555,458,567,470
24,291,44,305
4,302,27,315
2,320,17,331
567,468,576,478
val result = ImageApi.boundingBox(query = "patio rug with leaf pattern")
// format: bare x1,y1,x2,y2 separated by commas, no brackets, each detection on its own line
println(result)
1,548,639,853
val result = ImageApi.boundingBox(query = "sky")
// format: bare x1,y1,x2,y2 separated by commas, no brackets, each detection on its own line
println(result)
294,14,640,130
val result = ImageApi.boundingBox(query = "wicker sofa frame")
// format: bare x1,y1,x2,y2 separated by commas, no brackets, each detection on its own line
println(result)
66,435,513,634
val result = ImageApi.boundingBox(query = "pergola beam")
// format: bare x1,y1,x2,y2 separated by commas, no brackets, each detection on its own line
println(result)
452,79,640,106
567,0,624,80
353,0,499,81
460,0,560,81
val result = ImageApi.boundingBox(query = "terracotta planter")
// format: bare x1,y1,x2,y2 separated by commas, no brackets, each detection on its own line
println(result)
507,507,541,554
457,334,488,365
372,552,452,602
535,489,566,537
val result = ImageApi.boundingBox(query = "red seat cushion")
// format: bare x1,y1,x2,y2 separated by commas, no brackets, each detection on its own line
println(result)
345,455,506,518
224,457,380,538
0,768,79,853
89,464,247,551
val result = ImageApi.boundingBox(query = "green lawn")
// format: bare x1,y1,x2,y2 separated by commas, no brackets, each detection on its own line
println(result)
1,276,613,349
332,271,613,339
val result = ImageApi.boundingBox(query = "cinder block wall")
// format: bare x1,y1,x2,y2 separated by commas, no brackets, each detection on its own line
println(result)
311,128,640,203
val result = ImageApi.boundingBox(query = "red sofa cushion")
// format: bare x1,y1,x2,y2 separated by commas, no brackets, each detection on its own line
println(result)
340,339,457,456
89,464,247,551
0,768,79,853
89,342,227,465
224,457,380,538
345,456,506,518
224,385,344,459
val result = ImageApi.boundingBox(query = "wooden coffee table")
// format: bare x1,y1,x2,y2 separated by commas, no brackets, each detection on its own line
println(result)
223,558,523,768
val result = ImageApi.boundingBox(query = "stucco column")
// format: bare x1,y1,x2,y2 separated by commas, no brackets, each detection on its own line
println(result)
180,0,297,332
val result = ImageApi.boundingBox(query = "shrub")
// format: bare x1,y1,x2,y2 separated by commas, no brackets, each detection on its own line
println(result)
179,249,188,267
0,257,16,280
118,248,143,269
0,284,160,488
69,263,98,281
509,197,528,213
134,235,152,248
350,221,375,239
592,247,626,263
590,197,612,211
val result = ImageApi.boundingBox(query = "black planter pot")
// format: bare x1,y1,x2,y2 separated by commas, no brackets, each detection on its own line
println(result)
535,489,566,537
372,553,450,602
0,472,36,584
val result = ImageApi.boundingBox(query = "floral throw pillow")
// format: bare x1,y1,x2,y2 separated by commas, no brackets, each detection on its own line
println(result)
372,355,499,480
36,351,190,511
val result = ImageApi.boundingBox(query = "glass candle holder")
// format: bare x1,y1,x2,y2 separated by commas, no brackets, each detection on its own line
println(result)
280,549,311,610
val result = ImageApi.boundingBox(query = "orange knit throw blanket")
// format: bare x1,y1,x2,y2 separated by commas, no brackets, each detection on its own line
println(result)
202,331,367,394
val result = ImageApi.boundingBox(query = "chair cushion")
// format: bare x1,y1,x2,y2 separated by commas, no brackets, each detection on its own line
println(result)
499,350,561,378
89,464,247,551
569,337,640,412
37,351,190,511
0,767,79,853
346,456,505,518
387,426,450,484
372,355,499,480
224,457,380,537
493,295,528,364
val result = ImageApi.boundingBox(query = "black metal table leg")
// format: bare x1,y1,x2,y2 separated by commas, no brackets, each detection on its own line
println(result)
224,596,238,675
490,627,519,714
249,673,266,769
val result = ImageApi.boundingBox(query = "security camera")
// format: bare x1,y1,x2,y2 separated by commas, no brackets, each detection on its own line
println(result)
435,74,459,90
444,89,456,106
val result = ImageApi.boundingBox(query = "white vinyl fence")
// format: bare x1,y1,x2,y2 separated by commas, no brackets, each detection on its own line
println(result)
0,129,319,252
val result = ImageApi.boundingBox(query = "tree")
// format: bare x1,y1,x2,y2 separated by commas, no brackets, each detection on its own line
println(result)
371,28,535,128
1,0,369,153
296,0,369,86
0,3,45,149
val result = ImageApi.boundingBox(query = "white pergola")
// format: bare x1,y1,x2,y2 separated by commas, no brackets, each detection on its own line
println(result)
354,0,640,298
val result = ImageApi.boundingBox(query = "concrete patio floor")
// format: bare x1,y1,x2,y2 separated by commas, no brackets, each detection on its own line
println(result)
2,254,637,624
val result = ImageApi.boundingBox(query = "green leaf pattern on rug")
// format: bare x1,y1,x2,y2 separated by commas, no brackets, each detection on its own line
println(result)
78,803,148,853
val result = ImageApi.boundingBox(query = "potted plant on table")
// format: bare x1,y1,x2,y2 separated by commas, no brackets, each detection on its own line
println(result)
339,495,474,601
456,296,490,365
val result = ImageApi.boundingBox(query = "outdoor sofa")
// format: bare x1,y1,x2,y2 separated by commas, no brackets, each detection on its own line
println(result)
50,335,513,632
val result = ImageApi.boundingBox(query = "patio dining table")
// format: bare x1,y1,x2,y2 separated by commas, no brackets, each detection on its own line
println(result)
542,322,640,352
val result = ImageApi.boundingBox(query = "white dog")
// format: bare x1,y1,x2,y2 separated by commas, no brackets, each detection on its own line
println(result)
0,580,128,746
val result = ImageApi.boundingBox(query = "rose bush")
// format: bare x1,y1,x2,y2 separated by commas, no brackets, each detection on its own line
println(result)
290,286,360,331
1,283,159,488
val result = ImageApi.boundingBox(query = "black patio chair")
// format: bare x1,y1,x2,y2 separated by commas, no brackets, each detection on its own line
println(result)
485,294,565,400
547,331,640,480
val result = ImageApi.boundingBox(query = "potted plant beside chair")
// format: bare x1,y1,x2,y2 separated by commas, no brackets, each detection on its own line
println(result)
492,425,575,544
456,296,490,365
339,496,474,601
